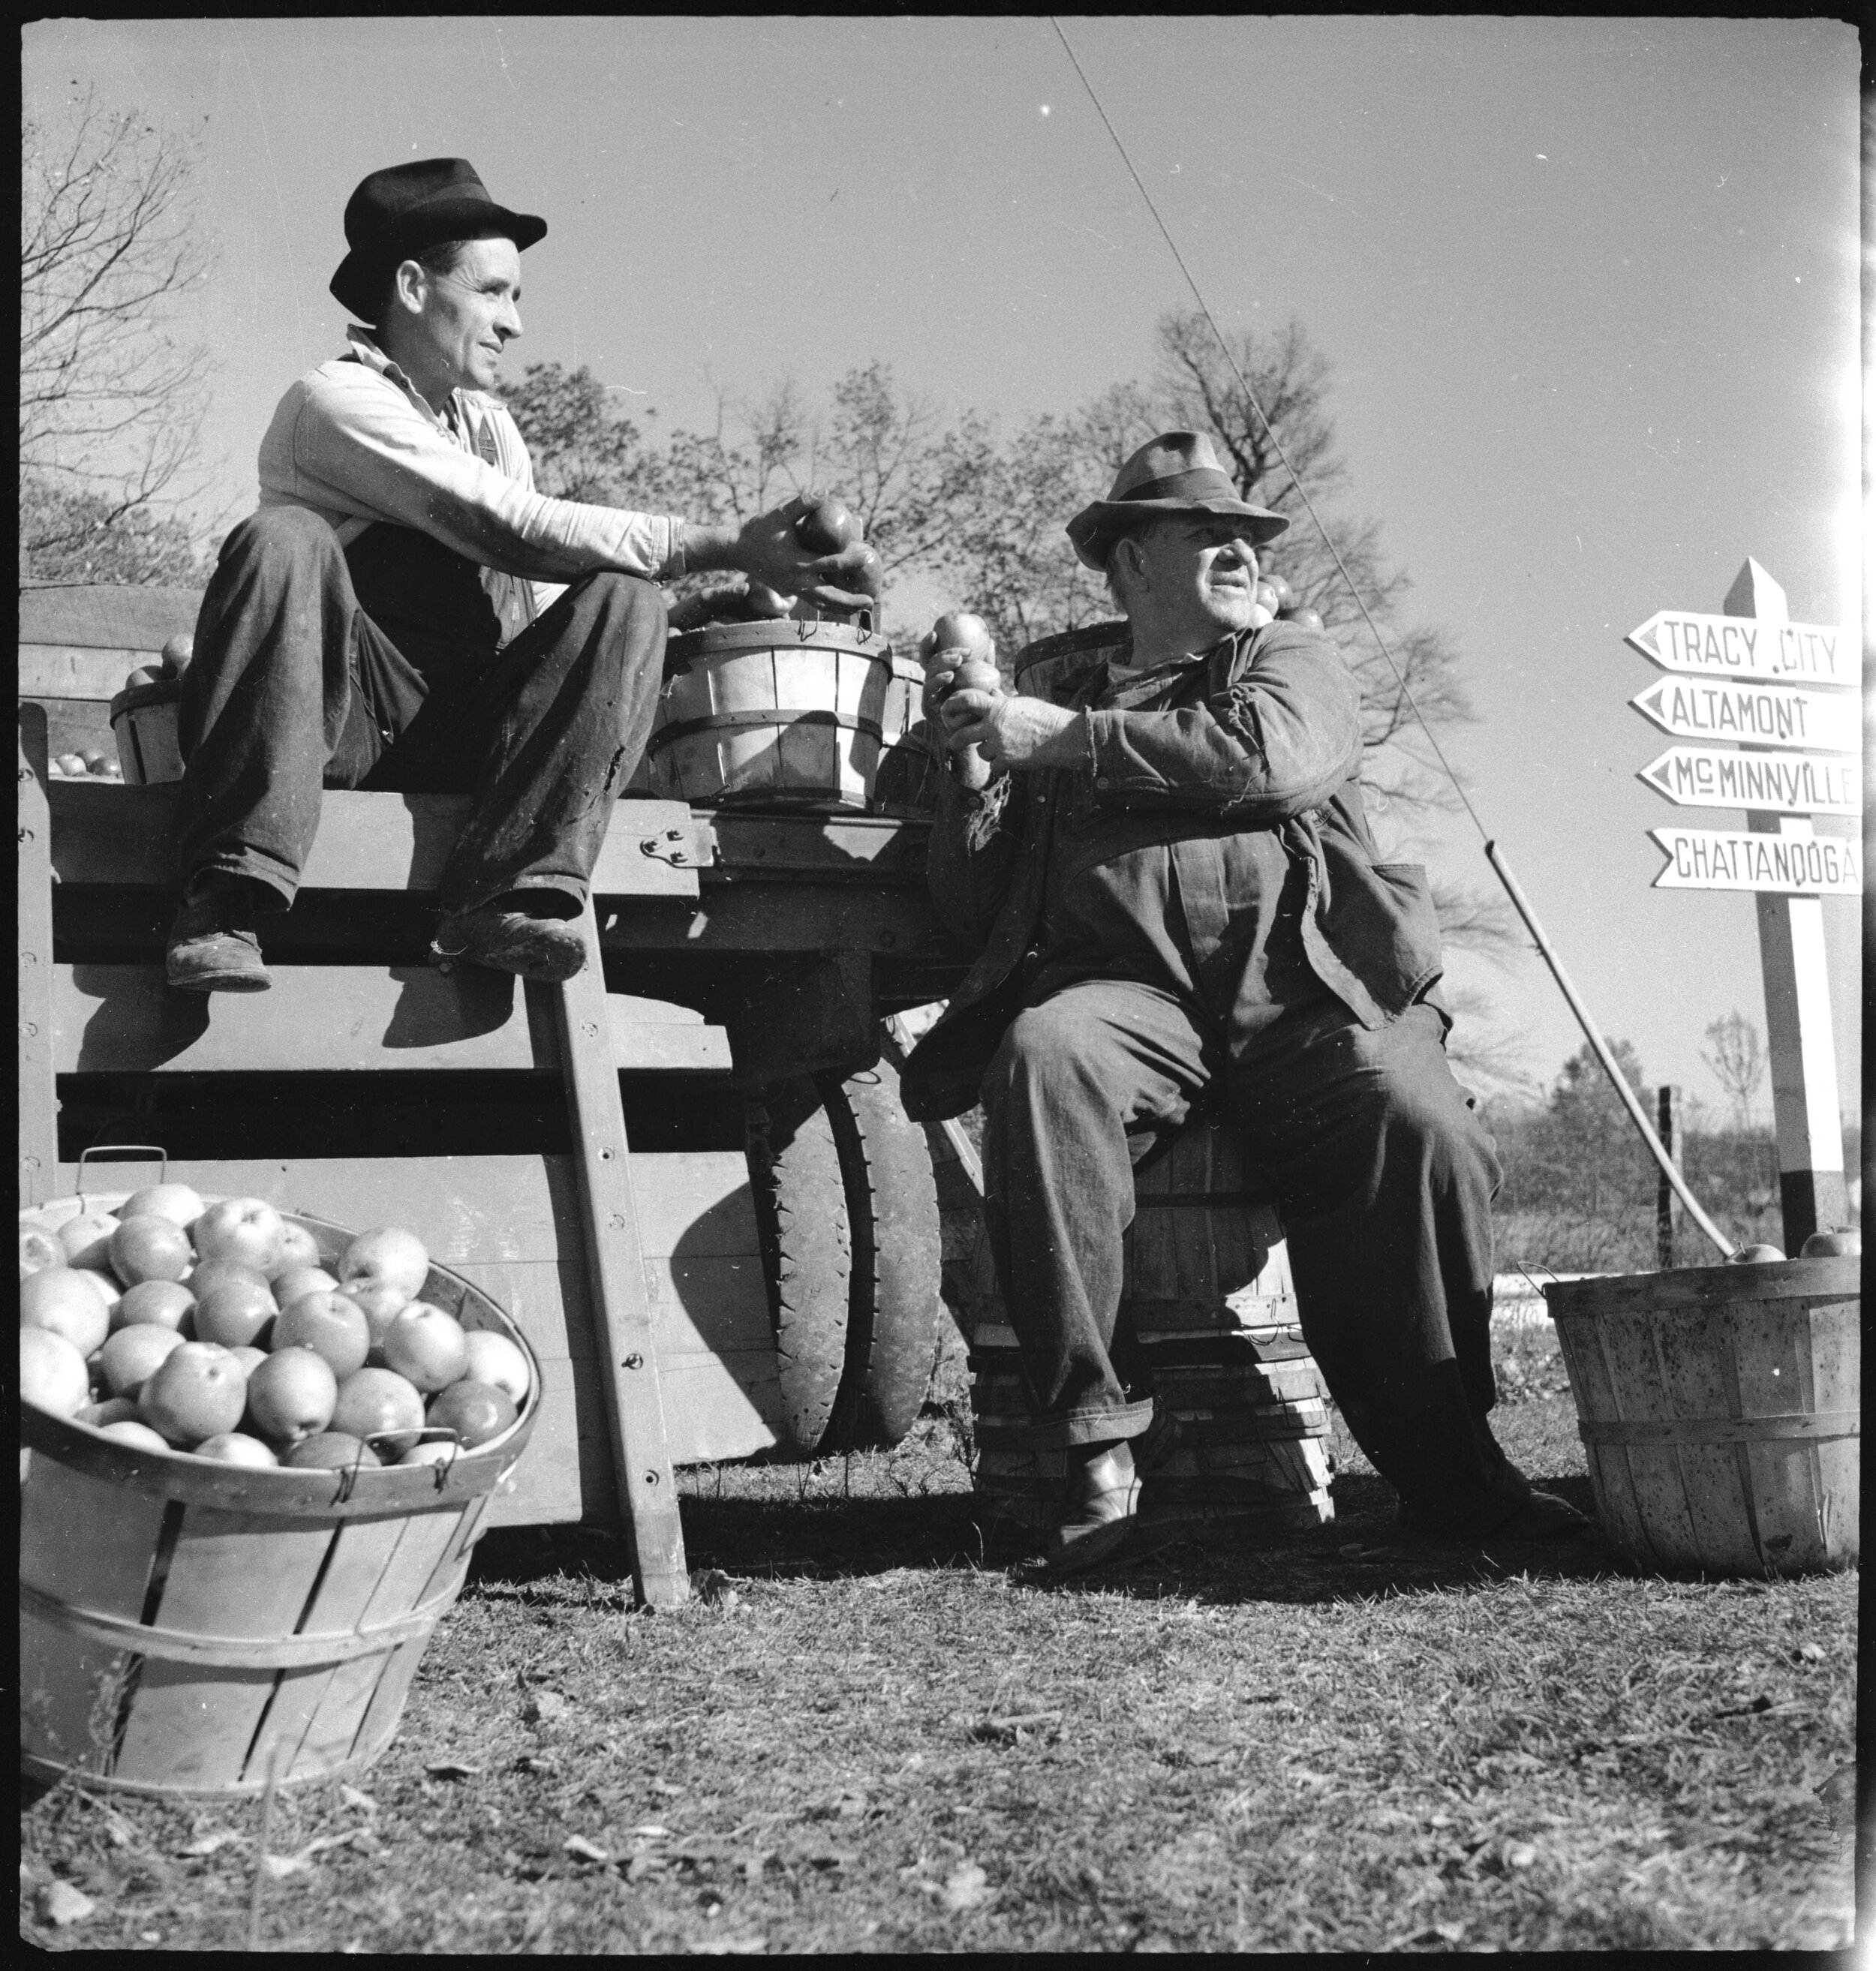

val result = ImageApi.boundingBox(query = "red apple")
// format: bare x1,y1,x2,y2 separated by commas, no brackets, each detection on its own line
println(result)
124,666,163,690
195,1432,279,1468
332,1366,427,1458
381,1302,469,1393
427,1378,520,1450
193,1197,285,1274
1278,605,1325,632
100,1420,173,1454
139,1342,248,1447
1262,572,1293,606
272,1291,371,1378
21,1328,91,1420
338,1226,430,1303
952,658,1003,697
20,1226,62,1278
284,1431,381,1471
21,1267,114,1357
461,1330,531,1406
272,1266,339,1307
269,1220,323,1277
227,1344,269,1378
113,1278,196,1333
57,1211,121,1272
1799,1228,1860,1257
109,1214,195,1287
344,1278,411,1356
159,634,194,677
1253,581,1280,614
1727,1243,1786,1263
794,496,857,554
930,611,993,660
118,1182,206,1230
98,1323,188,1399
245,1347,339,1447
192,1267,279,1348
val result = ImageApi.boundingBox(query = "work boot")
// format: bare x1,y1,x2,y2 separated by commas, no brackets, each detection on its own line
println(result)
429,903,587,984
164,876,272,993
1045,1438,1143,1575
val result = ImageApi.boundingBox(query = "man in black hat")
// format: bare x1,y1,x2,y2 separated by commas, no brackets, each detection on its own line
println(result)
167,157,870,990
903,432,1588,1568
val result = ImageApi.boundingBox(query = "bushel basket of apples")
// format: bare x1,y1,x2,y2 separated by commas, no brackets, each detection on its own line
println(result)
19,1180,543,1798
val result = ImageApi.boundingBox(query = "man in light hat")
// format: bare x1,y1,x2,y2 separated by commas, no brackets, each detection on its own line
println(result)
903,432,1586,1568
167,157,870,992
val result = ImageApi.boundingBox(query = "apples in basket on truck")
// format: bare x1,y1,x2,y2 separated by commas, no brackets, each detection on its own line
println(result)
19,1192,529,1468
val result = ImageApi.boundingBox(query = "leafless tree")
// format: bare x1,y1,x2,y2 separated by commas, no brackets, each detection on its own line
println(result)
1701,1011,1766,1129
20,90,215,577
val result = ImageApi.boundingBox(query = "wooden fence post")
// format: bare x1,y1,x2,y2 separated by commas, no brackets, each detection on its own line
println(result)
18,705,56,1207
1655,1085,1679,1269
1723,559,1850,1250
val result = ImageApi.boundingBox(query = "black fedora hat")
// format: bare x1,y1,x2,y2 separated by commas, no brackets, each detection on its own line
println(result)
1066,431,1289,569
330,158,547,320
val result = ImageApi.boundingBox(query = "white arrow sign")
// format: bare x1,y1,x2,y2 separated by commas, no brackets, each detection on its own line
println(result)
1631,675,1859,756
1649,828,1862,894
1626,610,1851,686
1637,746,1862,816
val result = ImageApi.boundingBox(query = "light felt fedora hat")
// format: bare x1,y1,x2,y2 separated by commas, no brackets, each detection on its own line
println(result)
330,158,547,321
1066,431,1290,569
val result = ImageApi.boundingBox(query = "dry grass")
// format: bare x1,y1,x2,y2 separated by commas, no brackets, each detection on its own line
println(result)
20,1324,1859,1953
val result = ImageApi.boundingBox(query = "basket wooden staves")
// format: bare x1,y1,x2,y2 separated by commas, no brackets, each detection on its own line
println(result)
19,1195,541,1799
1541,1256,1859,1576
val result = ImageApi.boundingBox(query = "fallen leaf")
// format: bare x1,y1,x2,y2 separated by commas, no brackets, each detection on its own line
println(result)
339,1784,378,1815
102,1813,134,1848
179,1830,245,1858
1505,1843,1538,1870
563,1835,612,1864
651,1780,686,1796
630,1824,672,1840
692,1568,741,1609
941,1861,993,1912
425,1761,481,1780
350,1829,384,1856
513,1753,558,1776
525,1690,572,1726
261,1852,311,1880
38,1880,96,1927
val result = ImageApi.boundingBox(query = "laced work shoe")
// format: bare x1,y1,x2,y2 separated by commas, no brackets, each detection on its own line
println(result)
165,882,272,993
429,905,587,984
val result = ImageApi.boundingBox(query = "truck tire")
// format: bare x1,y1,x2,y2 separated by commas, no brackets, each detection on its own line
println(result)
745,1080,852,1457
821,1052,944,1452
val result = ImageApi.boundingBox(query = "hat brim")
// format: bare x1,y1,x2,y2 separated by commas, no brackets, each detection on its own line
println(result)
329,199,548,321
1066,494,1290,569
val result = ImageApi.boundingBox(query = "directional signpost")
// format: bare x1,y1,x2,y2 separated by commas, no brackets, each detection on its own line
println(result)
1625,557,1856,1248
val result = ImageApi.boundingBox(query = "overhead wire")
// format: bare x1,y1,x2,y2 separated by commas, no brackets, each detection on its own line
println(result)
1048,17,1734,1257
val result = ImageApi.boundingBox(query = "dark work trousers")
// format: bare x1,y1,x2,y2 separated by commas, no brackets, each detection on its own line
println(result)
979,978,1529,1533
175,505,666,916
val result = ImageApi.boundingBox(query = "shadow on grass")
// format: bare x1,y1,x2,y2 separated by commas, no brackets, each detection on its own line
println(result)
470,1470,1642,1612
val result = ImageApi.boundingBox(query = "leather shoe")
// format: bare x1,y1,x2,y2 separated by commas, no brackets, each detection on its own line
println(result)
165,885,272,993
1045,1439,1142,1574
429,906,587,983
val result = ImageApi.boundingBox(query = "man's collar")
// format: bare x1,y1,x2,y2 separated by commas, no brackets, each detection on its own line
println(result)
342,325,450,428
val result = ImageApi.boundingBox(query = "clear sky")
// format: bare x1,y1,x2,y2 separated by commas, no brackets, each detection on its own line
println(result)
23,16,1863,1129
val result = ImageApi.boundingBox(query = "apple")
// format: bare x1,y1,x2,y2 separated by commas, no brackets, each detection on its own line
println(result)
74,1269,123,1319
77,1396,142,1429
109,1214,195,1287
138,1342,248,1446
338,1226,430,1303
332,1366,428,1459
284,1431,381,1471
272,1266,340,1308
272,1292,370,1379
269,1220,323,1277
427,1379,519,1450
1727,1243,1787,1263
193,1268,278,1349
20,1226,63,1278
461,1330,531,1407
930,611,993,661
98,1323,188,1399
21,1267,114,1357
100,1420,173,1454
118,1182,206,1230
193,1197,285,1275
57,1211,121,1273
227,1345,269,1378
344,1278,411,1355
398,1438,459,1468
382,1302,469,1393
195,1432,280,1468
845,543,884,599
124,666,164,690
1263,572,1293,606
113,1278,196,1334
1253,581,1280,614
21,1327,92,1420
245,1347,339,1447
952,657,1003,699
159,633,194,678
1278,605,1325,632
794,496,857,555
1800,1228,1860,1257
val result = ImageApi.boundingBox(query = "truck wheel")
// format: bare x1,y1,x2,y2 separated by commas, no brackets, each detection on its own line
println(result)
821,1053,943,1452
745,1080,852,1458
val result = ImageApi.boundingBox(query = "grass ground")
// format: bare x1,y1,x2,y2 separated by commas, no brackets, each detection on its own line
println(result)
20,1323,1859,1953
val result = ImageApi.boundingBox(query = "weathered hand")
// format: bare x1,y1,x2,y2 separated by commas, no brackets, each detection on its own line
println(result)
733,492,875,608
943,691,1082,771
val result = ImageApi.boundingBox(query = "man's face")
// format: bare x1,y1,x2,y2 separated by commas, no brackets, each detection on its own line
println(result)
1120,516,1261,635
410,235,524,395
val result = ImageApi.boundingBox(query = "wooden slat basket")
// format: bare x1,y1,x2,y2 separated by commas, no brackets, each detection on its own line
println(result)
636,619,924,811
19,1193,541,1800
1541,1256,1859,1576
109,678,185,786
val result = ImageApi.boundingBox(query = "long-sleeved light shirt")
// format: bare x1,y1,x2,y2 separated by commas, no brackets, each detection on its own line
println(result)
257,327,687,647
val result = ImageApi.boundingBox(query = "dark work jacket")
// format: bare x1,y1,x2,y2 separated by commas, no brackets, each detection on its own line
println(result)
899,620,1448,1122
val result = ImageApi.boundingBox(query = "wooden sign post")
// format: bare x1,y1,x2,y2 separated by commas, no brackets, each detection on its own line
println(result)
1721,560,1850,1249
1629,560,1856,1251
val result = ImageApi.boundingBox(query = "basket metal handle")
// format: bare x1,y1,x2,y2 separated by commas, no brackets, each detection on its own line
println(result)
365,1425,465,1492
76,1143,169,1209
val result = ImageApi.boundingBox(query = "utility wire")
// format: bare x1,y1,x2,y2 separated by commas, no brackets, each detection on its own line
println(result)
1049,17,1491,848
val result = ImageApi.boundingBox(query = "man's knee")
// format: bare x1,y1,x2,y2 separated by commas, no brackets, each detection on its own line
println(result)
214,505,344,582
568,569,667,636
987,1002,1113,1104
